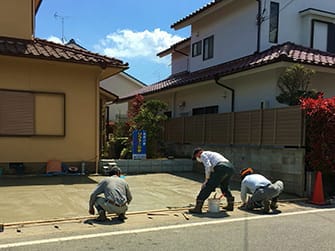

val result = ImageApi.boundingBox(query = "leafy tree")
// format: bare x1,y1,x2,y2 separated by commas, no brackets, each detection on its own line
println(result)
276,64,319,105
130,99,168,158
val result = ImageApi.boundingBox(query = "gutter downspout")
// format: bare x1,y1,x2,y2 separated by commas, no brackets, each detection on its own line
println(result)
215,77,235,112
256,0,262,53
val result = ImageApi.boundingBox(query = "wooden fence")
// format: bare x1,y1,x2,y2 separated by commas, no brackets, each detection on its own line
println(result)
163,105,305,147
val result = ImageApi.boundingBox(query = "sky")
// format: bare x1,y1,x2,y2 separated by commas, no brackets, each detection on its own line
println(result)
35,0,211,85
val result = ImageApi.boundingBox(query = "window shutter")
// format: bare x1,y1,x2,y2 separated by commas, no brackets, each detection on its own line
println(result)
0,90,34,135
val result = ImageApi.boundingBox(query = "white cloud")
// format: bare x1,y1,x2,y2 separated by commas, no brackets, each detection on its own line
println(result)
47,35,64,44
94,28,184,65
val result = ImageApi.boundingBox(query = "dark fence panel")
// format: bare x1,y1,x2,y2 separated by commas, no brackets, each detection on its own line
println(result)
163,106,305,147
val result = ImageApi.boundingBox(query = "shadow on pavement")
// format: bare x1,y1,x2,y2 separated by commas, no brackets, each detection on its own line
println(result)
187,211,229,219
237,207,282,215
83,217,125,226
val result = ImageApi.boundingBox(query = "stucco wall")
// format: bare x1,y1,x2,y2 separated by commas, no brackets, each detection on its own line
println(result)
0,56,100,163
0,0,33,39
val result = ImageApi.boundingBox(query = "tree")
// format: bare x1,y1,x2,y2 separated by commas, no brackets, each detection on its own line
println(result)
130,99,168,158
276,64,318,106
127,94,145,121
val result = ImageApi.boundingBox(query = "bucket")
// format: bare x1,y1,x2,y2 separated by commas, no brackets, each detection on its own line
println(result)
208,198,221,213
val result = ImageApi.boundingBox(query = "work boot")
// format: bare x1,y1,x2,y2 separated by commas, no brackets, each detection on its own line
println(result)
96,210,108,221
223,197,235,211
189,200,204,214
270,197,278,210
118,213,128,222
262,200,270,213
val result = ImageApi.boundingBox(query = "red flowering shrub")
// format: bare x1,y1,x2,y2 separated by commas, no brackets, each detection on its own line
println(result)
128,94,145,120
300,94,335,172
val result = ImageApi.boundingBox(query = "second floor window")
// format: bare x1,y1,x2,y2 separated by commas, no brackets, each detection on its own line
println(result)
269,2,279,43
192,41,202,57
203,35,214,60
312,20,335,53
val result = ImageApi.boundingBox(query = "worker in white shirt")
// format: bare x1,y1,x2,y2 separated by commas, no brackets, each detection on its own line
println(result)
239,167,284,213
189,148,235,214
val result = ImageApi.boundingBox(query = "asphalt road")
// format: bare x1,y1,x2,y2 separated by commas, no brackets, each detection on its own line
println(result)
1,205,335,251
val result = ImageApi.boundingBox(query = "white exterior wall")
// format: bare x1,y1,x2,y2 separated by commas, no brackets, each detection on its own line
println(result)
260,0,335,51
310,71,335,98
151,0,335,118
100,73,145,121
189,0,258,73
147,63,335,116
171,53,188,75
179,0,335,74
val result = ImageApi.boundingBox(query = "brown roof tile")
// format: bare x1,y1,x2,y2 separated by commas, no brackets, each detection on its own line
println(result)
0,36,128,70
119,42,335,101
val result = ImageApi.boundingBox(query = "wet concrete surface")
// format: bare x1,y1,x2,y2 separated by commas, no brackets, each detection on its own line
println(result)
0,172,302,225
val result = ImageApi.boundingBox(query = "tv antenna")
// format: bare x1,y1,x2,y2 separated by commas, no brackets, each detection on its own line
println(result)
54,12,69,43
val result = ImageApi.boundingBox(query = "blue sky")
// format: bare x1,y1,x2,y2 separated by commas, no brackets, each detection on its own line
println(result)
35,0,211,85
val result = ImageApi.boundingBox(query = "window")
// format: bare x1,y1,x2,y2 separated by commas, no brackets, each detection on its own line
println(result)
192,41,202,57
312,20,335,53
0,89,65,136
328,23,335,53
269,2,279,43
203,35,214,60
192,105,218,116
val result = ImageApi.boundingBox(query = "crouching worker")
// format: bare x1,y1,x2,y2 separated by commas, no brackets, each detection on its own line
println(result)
189,148,235,214
89,167,132,222
239,167,284,213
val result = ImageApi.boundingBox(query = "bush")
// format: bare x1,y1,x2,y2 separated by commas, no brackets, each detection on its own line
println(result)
301,94,335,173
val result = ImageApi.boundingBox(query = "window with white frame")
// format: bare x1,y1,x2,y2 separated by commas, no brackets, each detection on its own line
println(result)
269,1,279,43
203,35,214,60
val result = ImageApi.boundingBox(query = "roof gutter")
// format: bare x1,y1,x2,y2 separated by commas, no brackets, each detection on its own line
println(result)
215,76,235,112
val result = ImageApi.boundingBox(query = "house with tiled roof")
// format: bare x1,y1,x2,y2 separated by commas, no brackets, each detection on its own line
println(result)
119,0,335,118
101,72,146,123
0,0,128,174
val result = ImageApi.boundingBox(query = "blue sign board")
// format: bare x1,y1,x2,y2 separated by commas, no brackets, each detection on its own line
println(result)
132,129,147,160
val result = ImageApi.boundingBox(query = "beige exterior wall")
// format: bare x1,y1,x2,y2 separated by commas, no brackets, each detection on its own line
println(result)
0,55,101,163
0,0,33,39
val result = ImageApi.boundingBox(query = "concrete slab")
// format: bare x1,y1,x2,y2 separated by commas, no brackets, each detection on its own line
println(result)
0,172,300,225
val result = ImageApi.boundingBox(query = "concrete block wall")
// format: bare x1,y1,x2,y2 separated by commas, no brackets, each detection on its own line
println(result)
169,144,306,196
100,159,193,175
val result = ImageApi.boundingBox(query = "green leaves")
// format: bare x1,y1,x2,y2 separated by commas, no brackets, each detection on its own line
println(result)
276,64,317,106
